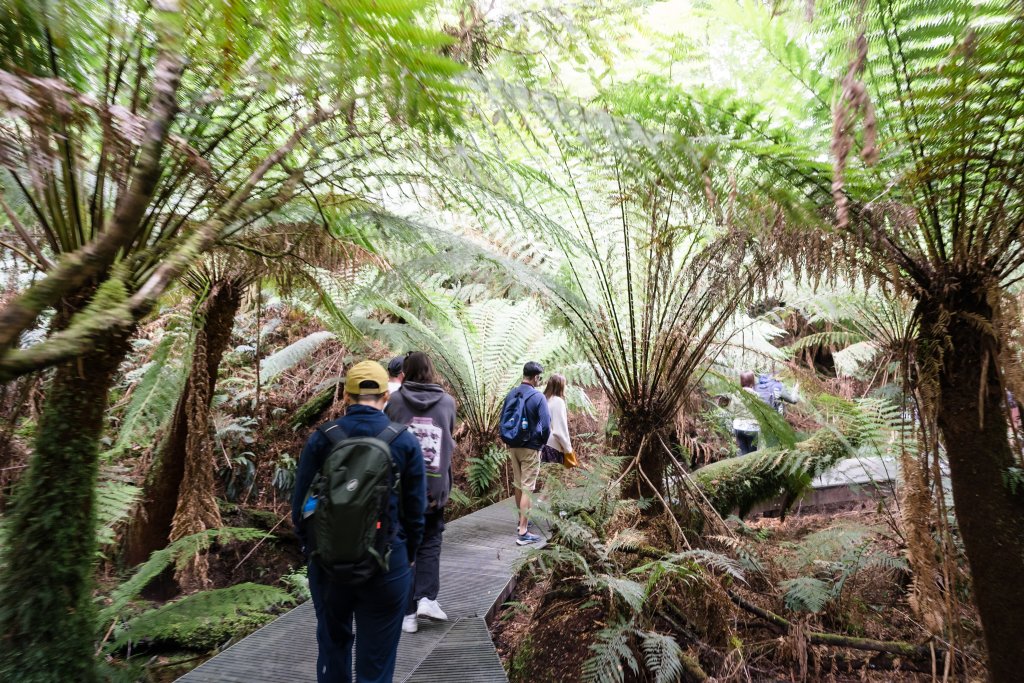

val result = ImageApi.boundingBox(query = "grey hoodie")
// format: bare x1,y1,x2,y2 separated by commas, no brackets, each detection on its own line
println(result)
385,381,457,510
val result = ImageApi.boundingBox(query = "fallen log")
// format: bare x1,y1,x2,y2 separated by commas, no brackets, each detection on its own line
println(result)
728,592,943,662
692,426,864,516
289,379,341,431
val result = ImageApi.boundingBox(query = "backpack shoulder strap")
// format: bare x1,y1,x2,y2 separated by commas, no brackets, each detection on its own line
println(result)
317,422,349,446
376,422,408,445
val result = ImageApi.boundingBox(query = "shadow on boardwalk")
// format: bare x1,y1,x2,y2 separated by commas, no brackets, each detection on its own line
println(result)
178,498,535,682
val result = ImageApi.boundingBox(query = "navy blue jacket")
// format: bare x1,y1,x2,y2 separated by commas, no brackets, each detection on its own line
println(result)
291,404,427,563
501,383,551,451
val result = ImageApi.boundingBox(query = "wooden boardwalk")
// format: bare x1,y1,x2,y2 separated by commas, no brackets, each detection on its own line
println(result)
178,498,534,682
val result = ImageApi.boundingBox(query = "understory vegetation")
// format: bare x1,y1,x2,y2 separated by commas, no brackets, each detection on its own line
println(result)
1,0,1022,681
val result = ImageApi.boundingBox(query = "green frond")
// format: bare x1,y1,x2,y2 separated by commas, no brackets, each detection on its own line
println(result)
707,534,766,575
100,528,266,624
669,548,747,584
103,326,192,461
639,630,687,683
581,621,639,683
781,576,831,613
587,574,647,614
108,583,295,652
466,445,507,498
94,477,141,549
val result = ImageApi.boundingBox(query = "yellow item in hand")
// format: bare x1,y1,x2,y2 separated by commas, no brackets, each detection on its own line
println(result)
563,450,578,468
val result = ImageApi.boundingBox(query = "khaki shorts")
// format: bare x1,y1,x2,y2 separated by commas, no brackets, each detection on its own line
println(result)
508,447,541,492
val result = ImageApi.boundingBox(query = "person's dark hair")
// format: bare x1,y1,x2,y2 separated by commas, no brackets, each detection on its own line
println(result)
523,361,543,378
740,371,756,388
387,355,406,378
544,373,566,400
403,351,438,384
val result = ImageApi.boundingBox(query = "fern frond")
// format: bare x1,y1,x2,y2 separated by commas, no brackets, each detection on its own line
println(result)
104,327,191,460
581,621,639,683
100,527,265,623
108,583,294,651
587,574,647,613
669,548,747,584
95,478,141,549
781,576,831,613
639,630,687,683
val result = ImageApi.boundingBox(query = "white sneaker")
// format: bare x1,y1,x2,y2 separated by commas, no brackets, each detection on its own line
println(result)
402,613,418,633
416,598,448,621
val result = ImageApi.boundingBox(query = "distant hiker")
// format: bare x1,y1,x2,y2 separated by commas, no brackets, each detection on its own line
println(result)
541,373,577,468
292,360,426,683
500,361,551,545
384,352,457,635
387,355,406,395
732,371,762,455
732,371,799,454
754,372,799,415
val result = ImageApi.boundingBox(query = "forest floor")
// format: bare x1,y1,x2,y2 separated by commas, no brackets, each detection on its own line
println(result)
491,498,982,682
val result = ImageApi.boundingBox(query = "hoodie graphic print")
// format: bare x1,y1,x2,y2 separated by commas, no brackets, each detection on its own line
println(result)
410,416,442,473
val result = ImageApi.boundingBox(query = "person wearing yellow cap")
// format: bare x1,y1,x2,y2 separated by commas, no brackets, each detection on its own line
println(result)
292,360,427,683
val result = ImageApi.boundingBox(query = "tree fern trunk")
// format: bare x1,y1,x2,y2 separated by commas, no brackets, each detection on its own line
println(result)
0,331,130,683
922,297,1024,681
618,407,670,499
123,280,242,570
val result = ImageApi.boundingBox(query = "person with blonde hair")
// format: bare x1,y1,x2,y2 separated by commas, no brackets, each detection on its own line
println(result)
541,373,577,468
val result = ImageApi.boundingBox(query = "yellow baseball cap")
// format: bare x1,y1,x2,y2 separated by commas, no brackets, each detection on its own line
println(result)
344,360,390,395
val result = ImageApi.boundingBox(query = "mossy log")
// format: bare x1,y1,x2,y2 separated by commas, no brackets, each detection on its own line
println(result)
728,592,943,662
289,380,342,431
693,426,863,517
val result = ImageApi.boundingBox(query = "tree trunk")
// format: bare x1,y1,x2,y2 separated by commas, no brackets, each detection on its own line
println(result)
122,280,242,570
898,443,946,635
0,333,130,683
618,406,670,499
921,295,1024,681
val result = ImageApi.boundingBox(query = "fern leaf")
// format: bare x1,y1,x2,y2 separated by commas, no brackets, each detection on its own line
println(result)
104,329,190,459
100,527,266,623
640,630,686,683
109,583,294,651
94,479,141,548
581,621,639,683
588,574,647,613
781,576,831,613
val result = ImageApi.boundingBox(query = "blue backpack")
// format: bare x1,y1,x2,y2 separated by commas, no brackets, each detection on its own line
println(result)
755,374,784,412
499,387,531,447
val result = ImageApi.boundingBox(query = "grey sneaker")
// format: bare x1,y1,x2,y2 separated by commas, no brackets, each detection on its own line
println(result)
516,531,542,546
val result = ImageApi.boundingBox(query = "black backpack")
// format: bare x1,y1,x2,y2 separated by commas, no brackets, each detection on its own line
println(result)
301,421,406,584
